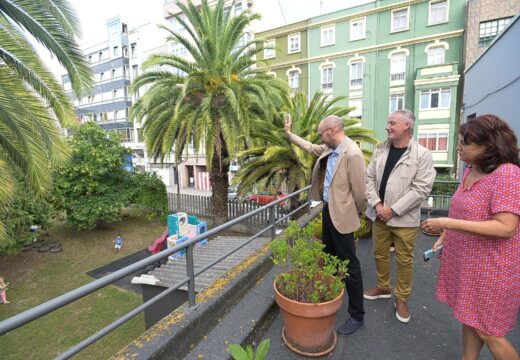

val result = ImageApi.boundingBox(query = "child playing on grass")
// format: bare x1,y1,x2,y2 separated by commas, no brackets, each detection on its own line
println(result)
0,276,10,304
114,234,123,253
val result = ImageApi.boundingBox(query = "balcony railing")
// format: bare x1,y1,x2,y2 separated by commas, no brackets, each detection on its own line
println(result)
350,78,363,87
0,186,311,359
390,72,405,81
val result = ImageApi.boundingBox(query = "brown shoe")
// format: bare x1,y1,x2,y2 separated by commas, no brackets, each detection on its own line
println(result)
394,298,410,323
363,287,392,300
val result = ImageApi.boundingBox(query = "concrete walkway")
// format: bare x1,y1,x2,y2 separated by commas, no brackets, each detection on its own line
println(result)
264,229,520,360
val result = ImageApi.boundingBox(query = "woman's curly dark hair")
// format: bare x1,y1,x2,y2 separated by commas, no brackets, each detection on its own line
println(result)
459,114,520,173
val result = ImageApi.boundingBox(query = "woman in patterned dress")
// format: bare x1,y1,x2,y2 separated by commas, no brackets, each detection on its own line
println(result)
422,114,520,360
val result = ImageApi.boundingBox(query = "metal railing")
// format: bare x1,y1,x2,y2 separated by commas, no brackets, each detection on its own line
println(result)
167,193,290,227
428,180,460,210
0,186,311,359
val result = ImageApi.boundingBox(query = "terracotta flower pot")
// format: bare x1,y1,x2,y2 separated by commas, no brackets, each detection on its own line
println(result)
274,281,345,357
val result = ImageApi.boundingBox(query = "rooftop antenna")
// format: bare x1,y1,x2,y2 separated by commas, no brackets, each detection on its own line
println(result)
277,0,287,24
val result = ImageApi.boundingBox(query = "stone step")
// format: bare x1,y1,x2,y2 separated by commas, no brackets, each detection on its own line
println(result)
133,236,270,292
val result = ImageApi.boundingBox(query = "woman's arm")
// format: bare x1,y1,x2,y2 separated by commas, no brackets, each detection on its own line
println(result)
422,212,519,239
433,231,446,251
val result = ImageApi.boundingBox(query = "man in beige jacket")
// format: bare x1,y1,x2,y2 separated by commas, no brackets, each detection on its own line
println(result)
285,114,367,335
364,110,435,323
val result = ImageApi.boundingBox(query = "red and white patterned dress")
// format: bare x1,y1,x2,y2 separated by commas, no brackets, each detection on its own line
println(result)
437,163,520,337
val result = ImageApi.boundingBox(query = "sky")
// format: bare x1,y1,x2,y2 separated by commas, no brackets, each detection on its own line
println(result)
68,0,373,43
42,0,371,76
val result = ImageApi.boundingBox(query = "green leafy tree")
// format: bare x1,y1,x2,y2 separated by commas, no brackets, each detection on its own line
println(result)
234,91,378,202
0,176,53,253
53,123,132,230
130,0,288,225
0,0,92,244
129,172,168,222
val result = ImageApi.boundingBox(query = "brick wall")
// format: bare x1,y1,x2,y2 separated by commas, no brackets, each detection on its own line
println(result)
465,0,520,68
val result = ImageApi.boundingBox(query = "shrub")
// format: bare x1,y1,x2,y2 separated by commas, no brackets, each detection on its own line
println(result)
271,222,348,303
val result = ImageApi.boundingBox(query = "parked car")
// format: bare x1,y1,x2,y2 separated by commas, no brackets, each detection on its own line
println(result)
227,187,239,201
247,190,287,206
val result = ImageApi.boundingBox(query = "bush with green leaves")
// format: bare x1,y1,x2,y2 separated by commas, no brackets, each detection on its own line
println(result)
431,171,459,195
271,221,348,303
0,178,53,253
354,214,372,240
129,172,168,222
228,339,270,360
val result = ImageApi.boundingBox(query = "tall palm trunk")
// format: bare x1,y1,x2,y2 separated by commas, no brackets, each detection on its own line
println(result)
209,133,230,226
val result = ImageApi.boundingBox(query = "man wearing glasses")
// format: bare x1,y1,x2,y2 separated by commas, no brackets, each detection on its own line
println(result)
284,114,367,335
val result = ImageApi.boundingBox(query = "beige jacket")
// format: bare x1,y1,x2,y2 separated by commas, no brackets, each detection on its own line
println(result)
366,138,436,227
288,133,367,234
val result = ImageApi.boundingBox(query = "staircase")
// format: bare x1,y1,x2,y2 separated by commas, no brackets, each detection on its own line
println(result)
134,236,271,292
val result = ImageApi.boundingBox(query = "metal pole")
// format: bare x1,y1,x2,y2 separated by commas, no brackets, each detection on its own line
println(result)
307,188,311,214
269,206,276,239
186,244,196,307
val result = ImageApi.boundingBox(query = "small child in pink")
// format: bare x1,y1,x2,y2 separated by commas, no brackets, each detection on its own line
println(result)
0,276,10,304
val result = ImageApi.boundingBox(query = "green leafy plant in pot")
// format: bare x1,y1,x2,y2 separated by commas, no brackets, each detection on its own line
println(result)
270,221,349,357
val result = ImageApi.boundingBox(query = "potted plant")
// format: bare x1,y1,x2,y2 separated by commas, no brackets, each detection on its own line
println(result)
309,216,322,242
270,221,349,357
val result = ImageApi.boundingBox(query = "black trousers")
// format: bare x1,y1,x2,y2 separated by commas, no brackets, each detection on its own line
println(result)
322,204,365,321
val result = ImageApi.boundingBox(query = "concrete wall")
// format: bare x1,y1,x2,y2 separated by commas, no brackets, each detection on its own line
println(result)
463,16,520,136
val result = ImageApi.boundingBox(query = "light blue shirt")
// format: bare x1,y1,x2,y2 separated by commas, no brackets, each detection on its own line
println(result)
323,139,348,203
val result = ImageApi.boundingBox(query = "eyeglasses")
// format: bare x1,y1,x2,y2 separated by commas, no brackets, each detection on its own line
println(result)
318,127,334,137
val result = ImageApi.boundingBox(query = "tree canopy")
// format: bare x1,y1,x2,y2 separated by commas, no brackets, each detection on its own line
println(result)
0,0,92,244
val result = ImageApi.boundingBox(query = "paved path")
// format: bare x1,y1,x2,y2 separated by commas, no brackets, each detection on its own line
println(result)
264,227,520,360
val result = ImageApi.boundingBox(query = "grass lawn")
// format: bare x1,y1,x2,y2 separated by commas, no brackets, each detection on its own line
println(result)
0,211,166,359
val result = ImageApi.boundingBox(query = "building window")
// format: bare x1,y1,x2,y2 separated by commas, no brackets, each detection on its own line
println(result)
288,70,299,94
420,88,451,109
350,18,366,41
389,93,405,113
321,66,333,92
171,42,187,57
288,33,300,53
418,133,448,151
88,55,93,63
391,8,409,32
234,1,242,16
113,46,119,57
111,69,116,78
236,32,251,50
98,51,103,61
349,99,362,118
224,1,243,17
122,46,128,57
321,25,335,46
390,52,406,81
429,0,448,25
427,46,445,65
479,17,512,46
264,39,275,59
132,65,138,79
99,72,104,82
113,90,118,99
131,43,136,58
350,61,363,87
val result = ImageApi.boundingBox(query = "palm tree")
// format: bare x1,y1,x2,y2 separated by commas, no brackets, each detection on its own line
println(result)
130,0,288,224
234,91,378,204
0,0,92,244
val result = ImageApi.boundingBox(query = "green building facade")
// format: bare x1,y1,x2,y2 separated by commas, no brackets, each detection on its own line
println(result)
257,0,466,168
